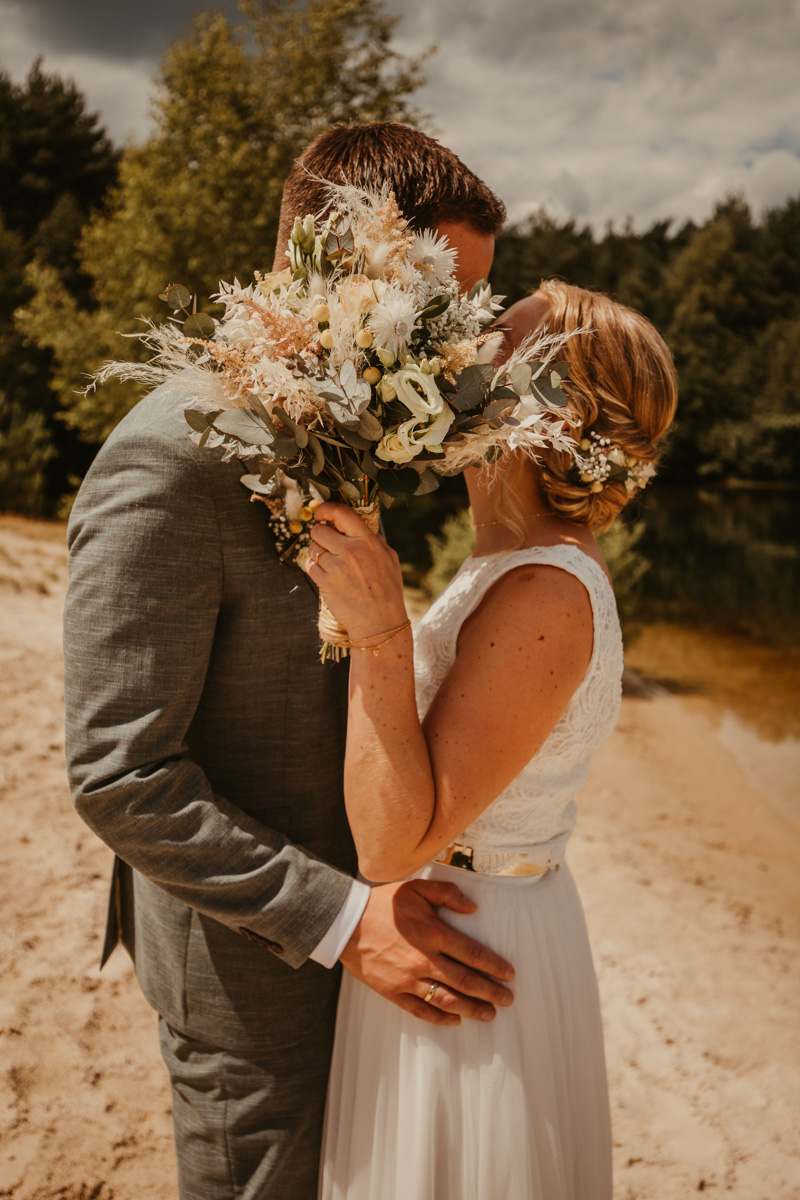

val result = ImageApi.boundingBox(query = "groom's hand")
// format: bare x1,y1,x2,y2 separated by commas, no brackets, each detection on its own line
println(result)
340,879,515,1026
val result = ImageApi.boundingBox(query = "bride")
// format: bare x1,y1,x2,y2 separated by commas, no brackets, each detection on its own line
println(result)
307,280,678,1200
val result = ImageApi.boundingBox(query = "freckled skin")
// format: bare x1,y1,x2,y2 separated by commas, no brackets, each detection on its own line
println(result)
307,503,595,882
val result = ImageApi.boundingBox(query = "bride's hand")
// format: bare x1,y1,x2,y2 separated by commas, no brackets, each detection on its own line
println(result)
306,502,408,642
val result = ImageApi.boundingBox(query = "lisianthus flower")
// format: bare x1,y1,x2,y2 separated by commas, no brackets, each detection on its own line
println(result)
386,363,445,419
367,289,419,359
409,230,458,283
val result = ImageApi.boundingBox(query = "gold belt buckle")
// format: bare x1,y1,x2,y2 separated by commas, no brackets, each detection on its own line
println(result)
437,842,475,871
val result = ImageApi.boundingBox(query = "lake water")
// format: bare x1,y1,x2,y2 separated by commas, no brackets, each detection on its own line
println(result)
385,483,800,824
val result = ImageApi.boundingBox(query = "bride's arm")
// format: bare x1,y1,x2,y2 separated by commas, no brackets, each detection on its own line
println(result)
308,504,593,882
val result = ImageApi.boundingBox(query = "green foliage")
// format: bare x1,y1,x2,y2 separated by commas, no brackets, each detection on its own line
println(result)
25,0,429,444
492,193,800,485
0,390,56,514
596,520,650,622
422,509,476,597
0,61,119,513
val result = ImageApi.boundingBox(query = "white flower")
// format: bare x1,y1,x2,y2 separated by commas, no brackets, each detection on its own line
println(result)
470,283,505,326
409,230,458,283
376,407,455,463
389,364,446,419
367,289,419,358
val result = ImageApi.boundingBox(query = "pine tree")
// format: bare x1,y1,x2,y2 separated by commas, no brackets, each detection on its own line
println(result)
0,61,118,513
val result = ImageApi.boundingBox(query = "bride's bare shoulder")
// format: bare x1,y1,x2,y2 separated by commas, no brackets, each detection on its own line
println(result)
455,561,594,673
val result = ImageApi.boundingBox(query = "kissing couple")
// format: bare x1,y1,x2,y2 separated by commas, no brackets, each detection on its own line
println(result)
64,121,677,1199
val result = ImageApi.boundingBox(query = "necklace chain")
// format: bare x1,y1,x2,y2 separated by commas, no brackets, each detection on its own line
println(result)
472,515,554,528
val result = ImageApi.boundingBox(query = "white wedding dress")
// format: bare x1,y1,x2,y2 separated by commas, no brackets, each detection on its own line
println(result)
319,544,623,1200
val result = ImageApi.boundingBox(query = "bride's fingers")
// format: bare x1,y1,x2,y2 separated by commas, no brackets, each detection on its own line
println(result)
314,502,368,537
309,523,348,553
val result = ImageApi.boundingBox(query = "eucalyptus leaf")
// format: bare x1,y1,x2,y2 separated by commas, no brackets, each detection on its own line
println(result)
357,410,384,441
197,427,211,450
418,294,451,321
532,381,569,408
161,283,192,311
273,405,308,448
509,362,533,395
240,473,275,496
338,480,363,504
247,396,278,437
414,468,440,495
549,361,570,379
488,385,519,403
450,379,488,413
328,402,361,429
306,431,325,475
360,448,379,481
259,462,280,485
339,359,357,398
468,278,489,300
378,490,395,508
184,407,220,434
377,467,419,498
214,408,274,446
271,434,301,457
340,427,372,451
483,397,517,421
182,312,216,340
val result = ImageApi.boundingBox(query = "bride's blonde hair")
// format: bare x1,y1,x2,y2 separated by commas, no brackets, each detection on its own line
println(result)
498,280,678,535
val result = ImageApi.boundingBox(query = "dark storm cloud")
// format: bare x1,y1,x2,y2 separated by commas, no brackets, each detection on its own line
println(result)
2,0,799,226
0,0,242,61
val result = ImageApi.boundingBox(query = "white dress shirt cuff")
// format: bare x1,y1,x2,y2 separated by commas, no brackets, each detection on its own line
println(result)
308,878,371,968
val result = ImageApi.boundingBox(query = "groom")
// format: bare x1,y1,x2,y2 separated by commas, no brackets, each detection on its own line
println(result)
64,122,512,1199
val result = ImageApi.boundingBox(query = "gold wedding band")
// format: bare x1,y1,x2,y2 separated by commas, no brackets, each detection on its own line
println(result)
423,982,439,1004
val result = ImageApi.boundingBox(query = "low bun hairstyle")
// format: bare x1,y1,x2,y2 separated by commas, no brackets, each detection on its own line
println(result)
504,281,678,533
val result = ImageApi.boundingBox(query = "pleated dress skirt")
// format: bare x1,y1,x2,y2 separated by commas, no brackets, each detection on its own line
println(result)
318,860,612,1200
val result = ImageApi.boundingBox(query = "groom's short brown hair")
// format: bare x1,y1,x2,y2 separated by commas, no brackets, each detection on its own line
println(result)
273,122,506,268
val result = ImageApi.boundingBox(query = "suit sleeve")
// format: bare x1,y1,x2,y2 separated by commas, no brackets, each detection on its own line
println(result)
63,423,353,969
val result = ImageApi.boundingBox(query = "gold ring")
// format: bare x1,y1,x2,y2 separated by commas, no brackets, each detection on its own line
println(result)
423,982,439,1004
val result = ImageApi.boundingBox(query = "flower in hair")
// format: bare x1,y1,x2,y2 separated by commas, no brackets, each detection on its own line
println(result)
572,431,656,495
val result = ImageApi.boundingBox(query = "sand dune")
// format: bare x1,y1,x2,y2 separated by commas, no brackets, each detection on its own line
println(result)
1,516,798,1199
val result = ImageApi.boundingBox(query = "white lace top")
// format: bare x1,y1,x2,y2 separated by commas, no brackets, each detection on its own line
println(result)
414,544,623,867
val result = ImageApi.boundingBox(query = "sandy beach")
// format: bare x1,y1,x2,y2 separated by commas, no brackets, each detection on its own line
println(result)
1,515,798,1200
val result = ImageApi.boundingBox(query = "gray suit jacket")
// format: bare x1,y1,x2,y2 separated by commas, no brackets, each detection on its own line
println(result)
64,382,357,1054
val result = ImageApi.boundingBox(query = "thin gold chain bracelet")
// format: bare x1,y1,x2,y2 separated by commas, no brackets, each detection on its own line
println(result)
349,619,412,657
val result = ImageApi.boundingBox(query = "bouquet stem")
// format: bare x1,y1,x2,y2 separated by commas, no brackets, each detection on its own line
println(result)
318,501,381,663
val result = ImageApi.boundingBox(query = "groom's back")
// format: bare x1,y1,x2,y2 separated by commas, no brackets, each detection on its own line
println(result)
65,382,356,1054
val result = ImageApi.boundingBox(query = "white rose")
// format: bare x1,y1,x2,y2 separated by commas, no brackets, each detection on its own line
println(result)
376,427,416,464
376,407,455,464
389,364,446,419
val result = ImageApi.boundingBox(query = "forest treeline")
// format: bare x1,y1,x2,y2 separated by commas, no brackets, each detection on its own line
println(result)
1,0,798,516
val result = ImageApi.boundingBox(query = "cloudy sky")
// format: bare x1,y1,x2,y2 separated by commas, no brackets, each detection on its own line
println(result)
2,0,799,230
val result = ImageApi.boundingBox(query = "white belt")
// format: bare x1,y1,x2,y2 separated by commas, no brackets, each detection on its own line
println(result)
433,839,567,878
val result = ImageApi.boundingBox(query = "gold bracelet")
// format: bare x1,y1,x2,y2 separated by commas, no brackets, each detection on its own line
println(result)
350,619,412,657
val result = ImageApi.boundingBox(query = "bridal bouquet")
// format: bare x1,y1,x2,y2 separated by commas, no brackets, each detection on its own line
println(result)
96,185,579,659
